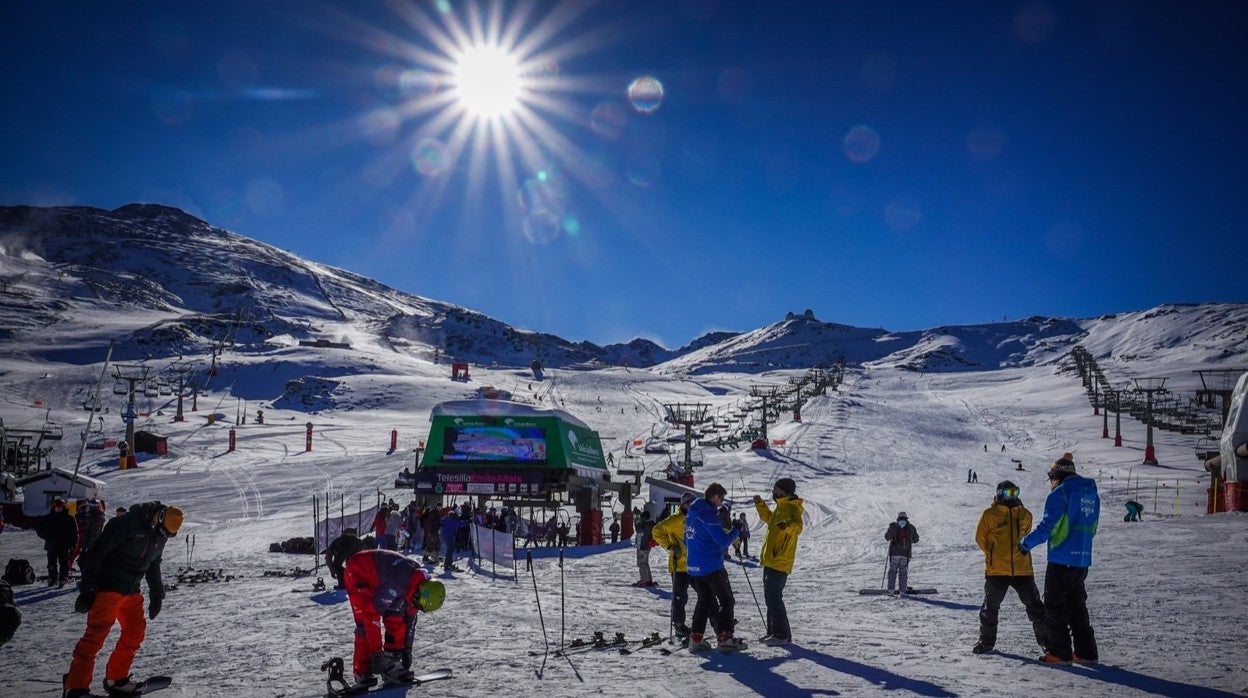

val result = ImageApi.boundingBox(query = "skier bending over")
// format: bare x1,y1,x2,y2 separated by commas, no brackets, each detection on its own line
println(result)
343,549,445,690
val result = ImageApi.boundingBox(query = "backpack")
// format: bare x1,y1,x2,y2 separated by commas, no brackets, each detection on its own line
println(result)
3,558,36,586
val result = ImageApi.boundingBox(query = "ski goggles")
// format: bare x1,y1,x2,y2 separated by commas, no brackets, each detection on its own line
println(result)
997,485,1020,499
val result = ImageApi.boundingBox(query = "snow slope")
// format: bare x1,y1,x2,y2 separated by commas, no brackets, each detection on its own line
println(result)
2,357,1246,698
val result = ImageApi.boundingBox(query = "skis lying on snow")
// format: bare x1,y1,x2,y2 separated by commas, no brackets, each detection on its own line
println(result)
858,587,938,595
321,657,452,696
529,631,665,657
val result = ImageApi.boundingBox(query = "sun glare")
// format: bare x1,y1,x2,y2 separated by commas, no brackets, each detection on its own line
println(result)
452,44,522,118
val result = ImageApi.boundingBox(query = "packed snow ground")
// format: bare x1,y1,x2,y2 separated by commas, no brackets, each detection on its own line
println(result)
3,358,1247,698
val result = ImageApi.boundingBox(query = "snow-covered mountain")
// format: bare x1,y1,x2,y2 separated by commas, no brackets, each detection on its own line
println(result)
2,204,1247,697
2,204,1245,388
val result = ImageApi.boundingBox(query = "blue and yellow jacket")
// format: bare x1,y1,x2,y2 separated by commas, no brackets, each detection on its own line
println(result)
1021,474,1099,567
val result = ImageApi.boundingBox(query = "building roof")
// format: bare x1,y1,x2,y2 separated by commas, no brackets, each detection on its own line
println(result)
16,467,107,489
429,399,592,430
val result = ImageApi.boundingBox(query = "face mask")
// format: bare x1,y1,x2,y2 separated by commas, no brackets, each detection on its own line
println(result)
897,520,907,528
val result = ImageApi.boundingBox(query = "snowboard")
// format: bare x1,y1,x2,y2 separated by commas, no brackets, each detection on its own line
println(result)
75,675,172,697
323,657,452,697
858,587,938,595
326,669,452,696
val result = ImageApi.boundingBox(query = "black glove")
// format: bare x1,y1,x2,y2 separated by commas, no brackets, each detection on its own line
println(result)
75,590,96,614
148,594,163,620
1018,543,1029,555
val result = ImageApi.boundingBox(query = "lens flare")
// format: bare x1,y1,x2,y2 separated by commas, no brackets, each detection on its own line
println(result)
843,125,881,164
411,138,449,176
627,76,665,113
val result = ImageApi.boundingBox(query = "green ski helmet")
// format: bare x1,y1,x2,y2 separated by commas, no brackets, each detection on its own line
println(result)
417,580,445,613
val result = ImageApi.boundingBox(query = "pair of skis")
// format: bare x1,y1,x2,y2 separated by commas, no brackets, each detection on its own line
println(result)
529,630,664,657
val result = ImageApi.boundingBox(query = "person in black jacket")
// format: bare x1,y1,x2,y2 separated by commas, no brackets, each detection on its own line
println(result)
884,512,919,596
62,501,184,698
37,497,79,587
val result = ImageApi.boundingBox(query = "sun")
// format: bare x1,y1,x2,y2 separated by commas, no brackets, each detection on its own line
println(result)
452,44,523,118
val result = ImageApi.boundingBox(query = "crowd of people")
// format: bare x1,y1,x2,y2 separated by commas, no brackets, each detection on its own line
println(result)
0,447,1104,696
633,451,1101,665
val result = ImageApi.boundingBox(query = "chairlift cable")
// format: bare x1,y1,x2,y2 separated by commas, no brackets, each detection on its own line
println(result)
72,340,115,479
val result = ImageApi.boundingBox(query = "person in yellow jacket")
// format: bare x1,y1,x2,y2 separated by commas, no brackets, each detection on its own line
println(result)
753,477,804,646
972,480,1047,655
651,493,718,641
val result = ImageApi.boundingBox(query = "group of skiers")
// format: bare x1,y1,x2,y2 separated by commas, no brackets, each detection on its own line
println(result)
645,478,806,653
17,446,1099,695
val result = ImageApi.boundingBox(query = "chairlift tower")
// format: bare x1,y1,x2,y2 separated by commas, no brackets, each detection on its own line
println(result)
1106,388,1124,447
113,363,151,460
169,363,194,422
749,385,781,442
1132,377,1168,465
663,402,710,469
1194,368,1247,429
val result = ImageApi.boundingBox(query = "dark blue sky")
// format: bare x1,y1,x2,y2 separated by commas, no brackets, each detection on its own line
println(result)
2,1,1245,348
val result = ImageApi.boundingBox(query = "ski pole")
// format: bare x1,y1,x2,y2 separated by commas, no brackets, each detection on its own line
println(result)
559,548,566,650
881,550,889,589
527,550,549,660
735,550,766,629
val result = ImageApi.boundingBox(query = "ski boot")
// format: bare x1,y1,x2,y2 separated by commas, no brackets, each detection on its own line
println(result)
102,675,145,697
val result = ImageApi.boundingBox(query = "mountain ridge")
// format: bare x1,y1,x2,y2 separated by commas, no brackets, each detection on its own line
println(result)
1,203,1245,379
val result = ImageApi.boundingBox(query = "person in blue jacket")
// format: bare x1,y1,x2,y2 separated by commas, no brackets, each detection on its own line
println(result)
1020,452,1100,666
684,483,745,653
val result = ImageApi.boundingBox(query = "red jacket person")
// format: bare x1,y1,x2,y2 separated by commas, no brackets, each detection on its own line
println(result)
343,549,445,689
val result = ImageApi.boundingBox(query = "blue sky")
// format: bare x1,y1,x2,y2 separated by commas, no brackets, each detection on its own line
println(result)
2,1,1245,349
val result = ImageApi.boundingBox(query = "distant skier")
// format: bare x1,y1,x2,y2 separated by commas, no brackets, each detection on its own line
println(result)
439,508,463,572
1123,500,1143,522
884,512,919,596
36,497,78,588
1021,453,1100,666
383,504,402,551
731,512,751,559
632,510,656,587
63,502,183,698
342,549,446,690
972,481,1047,655
754,477,804,646
684,483,744,653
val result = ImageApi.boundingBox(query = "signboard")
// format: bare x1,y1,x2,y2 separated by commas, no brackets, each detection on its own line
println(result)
419,401,608,477
411,467,563,496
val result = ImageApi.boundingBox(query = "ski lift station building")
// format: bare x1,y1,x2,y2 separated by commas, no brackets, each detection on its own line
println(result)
412,399,620,544
17,467,106,517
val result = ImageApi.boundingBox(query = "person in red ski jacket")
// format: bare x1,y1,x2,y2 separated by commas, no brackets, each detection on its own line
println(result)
343,549,445,690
